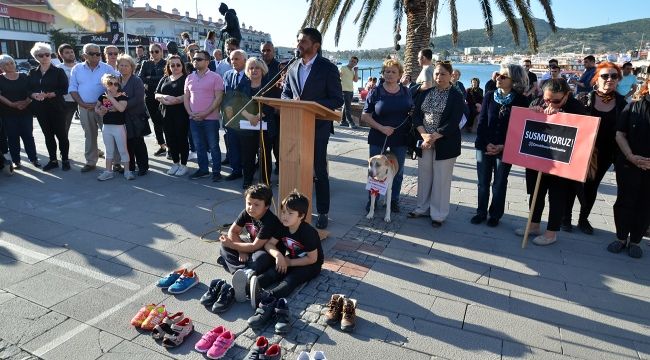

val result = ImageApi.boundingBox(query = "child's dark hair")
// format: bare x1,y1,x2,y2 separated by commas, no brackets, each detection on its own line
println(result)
244,184,273,206
281,190,309,220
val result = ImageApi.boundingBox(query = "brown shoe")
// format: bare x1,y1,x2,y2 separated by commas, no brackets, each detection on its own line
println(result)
324,294,345,324
340,298,357,332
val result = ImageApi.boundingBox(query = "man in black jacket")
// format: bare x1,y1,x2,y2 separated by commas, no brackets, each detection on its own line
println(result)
281,28,344,229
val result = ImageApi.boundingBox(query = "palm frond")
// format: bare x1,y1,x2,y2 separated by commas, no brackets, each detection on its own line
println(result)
512,0,538,51
479,0,493,39
301,0,321,28
429,0,441,37
449,0,458,45
494,0,520,45
319,0,344,35
353,0,369,24
357,0,383,46
537,0,557,32
334,0,357,46
393,0,403,34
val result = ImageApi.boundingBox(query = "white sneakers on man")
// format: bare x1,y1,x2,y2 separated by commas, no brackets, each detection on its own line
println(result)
175,165,188,176
167,163,180,175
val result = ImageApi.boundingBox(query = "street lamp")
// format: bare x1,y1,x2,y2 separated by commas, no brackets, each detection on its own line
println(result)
122,0,128,53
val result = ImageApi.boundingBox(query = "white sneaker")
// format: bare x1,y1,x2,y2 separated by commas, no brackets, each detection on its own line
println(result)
296,351,311,360
175,165,188,176
531,234,557,246
188,151,197,160
124,170,135,180
167,163,180,175
311,351,327,360
97,171,114,181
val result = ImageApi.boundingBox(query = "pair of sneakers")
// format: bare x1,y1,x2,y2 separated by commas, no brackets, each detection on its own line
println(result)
297,351,328,360
194,325,235,359
166,163,188,176
150,311,194,348
131,304,167,331
157,268,200,294
244,336,282,360
231,268,256,306
200,278,235,313
324,294,357,332
247,295,292,334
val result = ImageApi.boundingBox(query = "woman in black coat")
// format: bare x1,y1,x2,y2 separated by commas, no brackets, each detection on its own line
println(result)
119,54,150,177
138,43,166,156
27,43,70,171
407,61,464,228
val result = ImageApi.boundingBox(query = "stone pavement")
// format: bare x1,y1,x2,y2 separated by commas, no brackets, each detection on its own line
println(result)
1,118,649,360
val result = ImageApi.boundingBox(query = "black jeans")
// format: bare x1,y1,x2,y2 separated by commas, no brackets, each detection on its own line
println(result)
341,91,354,125
63,101,77,134
614,160,650,244
257,263,322,299
314,135,330,214
163,113,189,165
564,149,614,223
239,130,272,185
4,113,38,164
35,109,69,162
219,246,274,275
0,117,8,155
127,136,149,171
145,97,165,145
526,169,571,232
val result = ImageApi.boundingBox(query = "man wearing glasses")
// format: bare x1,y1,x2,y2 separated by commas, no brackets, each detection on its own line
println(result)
68,43,118,172
184,50,225,181
522,59,538,101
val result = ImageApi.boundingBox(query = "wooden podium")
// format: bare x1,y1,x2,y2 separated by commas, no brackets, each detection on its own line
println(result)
253,97,341,224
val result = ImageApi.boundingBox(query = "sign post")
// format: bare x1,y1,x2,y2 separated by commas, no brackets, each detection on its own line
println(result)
503,107,600,248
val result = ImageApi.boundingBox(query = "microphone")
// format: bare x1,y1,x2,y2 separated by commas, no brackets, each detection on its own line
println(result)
293,48,301,59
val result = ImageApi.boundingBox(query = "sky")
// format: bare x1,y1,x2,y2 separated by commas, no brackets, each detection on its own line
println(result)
135,0,648,50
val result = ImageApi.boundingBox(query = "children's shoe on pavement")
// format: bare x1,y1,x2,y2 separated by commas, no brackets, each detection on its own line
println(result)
260,344,281,360
206,330,235,359
232,268,255,303
157,268,186,288
141,305,168,331
211,283,235,313
168,270,199,294
162,317,194,348
152,312,185,340
311,350,328,360
325,294,345,324
130,303,156,327
249,274,260,309
200,279,225,306
243,336,268,360
247,295,277,329
340,298,357,332
296,352,311,360
531,234,557,246
194,325,225,353
274,298,291,334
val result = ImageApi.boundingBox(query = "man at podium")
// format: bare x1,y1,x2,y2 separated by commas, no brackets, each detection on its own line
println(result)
281,28,343,229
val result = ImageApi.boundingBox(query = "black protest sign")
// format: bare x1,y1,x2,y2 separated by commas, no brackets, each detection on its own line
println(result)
519,120,578,164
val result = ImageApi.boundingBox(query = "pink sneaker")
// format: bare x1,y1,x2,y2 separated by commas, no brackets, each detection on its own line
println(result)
206,330,235,359
194,325,225,353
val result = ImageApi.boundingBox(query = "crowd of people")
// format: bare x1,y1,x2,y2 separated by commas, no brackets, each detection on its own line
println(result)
1,27,649,258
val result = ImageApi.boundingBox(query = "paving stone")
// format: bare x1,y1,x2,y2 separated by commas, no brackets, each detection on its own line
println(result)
108,246,196,277
23,319,122,360
636,341,650,360
48,230,136,260
8,271,90,308
501,341,574,359
0,233,67,265
488,267,568,301
315,328,431,360
0,297,67,346
428,275,511,311
560,328,639,359
96,340,174,360
161,237,220,265
464,304,562,352
0,338,40,360
0,254,45,288
351,282,436,320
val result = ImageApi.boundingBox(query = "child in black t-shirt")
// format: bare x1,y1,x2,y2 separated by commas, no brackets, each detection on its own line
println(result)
249,190,323,306
94,74,131,181
219,184,280,278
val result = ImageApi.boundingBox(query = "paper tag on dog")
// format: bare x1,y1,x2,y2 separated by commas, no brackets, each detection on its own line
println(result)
366,177,388,196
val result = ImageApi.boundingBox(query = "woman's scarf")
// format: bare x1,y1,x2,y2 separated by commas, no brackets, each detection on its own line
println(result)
493,88,514,106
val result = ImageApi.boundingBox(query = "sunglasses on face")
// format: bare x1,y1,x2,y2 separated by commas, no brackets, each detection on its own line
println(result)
86,52,101,57
497,74,511,80
169,63,182,68
150,50,160,54
106,52,118,56
36,53,51,58
543,95,566,104
192,57,206,62
600,73,619,80
436,60,452,65
106,81,119,87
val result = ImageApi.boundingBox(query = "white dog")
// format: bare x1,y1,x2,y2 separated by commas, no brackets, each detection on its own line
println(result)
366,152,399,222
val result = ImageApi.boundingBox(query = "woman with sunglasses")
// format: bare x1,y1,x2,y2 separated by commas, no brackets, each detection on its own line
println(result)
609,79,650,258
27,42,70,171
138,43,167,157
563,62,627,235
155,55,189,176
517,79,585,246
408,61,464,228
103,45,119,71
471,64,529,227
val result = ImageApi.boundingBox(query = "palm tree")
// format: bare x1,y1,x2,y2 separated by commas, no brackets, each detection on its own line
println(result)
302,0,557,77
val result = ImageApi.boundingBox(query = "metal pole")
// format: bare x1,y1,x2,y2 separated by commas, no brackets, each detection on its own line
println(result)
122,0,128,54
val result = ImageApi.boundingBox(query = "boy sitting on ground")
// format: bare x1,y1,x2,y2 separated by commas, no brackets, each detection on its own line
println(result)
219,184,281,292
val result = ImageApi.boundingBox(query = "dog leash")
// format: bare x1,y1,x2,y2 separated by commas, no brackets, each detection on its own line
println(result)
380,116,410,155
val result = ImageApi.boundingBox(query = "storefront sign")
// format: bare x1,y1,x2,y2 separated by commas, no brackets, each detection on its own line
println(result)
503,106,600,183
80,32,150,46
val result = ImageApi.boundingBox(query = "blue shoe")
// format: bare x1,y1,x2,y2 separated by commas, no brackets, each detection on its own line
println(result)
157,268,186,288
168,270,199,294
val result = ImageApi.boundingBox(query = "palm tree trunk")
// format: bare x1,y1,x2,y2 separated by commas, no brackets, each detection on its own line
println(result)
403,0,432,78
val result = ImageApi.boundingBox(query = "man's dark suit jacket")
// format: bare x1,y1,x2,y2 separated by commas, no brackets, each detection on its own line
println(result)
281,55,344,138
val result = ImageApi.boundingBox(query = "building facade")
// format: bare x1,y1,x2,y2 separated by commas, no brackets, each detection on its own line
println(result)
0,1,54,59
